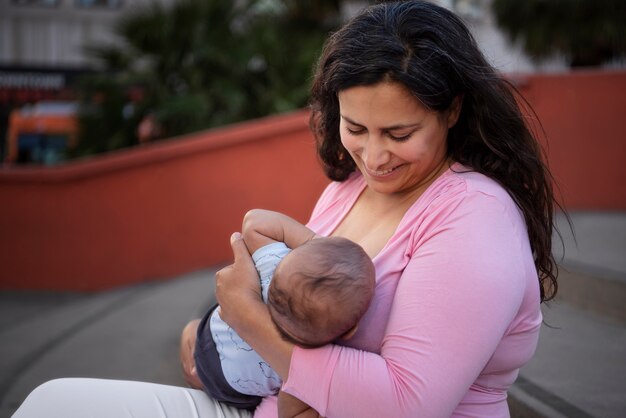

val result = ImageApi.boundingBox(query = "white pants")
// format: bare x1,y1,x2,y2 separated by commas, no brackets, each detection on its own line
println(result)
12,378,253,418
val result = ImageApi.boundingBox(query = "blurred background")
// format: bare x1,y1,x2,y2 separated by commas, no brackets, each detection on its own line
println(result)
0,1,625,417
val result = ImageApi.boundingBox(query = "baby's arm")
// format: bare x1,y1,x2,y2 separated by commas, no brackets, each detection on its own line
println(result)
242,209,318,254
278,391,322,418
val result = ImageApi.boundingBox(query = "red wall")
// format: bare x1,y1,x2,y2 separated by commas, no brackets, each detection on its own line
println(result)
516,70,626,209
0,110,329,290
1,71,624,291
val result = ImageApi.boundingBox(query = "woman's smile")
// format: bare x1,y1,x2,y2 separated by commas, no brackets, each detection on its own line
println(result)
364,163,404,179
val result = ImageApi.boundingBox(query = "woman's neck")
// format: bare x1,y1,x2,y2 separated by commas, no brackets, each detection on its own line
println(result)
331,159,452,259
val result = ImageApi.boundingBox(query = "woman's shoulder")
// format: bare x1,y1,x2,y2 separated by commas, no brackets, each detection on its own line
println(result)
398,164,528,255
427,163,516,210
408,163,522,229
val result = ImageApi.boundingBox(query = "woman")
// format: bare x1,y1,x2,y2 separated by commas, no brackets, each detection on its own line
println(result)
13,2,559,417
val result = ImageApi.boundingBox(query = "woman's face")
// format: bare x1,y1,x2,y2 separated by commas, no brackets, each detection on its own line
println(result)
338,81,459,196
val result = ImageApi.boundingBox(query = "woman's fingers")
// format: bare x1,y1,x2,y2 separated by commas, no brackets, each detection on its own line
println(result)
229,232,252,265
215,232,258,290
215,232,263,326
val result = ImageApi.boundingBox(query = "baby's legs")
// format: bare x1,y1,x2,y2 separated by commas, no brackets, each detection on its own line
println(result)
12,378,252,418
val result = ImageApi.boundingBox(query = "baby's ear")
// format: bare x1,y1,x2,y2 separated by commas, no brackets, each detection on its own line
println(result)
339,325,358,341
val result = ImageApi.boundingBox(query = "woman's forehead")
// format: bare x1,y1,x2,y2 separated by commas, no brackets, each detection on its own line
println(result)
338,81,430,125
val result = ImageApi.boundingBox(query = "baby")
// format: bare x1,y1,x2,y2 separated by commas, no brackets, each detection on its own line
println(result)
192,209,375,411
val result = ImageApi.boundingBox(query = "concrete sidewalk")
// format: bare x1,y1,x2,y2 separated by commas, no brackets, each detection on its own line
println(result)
509,212,626,418
1,211,625,418
0,270,218,417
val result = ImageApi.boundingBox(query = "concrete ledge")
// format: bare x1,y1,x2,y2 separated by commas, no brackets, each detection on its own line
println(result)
556,267,626,325
509,383,569,418
509,376,596,418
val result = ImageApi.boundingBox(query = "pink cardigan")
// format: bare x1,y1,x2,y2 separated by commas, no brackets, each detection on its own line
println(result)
255,163,542,418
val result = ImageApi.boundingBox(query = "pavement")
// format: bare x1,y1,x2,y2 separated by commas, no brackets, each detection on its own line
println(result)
0,211,625,418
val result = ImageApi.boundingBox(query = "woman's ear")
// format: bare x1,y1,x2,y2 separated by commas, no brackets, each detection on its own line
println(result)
447,95,463,128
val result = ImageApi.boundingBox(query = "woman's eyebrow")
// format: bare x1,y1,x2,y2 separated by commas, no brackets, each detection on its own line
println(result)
340,114,420,131
340,114,364,127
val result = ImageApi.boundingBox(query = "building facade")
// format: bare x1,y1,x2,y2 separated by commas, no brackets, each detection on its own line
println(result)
0,0,179,67
0,0,178,160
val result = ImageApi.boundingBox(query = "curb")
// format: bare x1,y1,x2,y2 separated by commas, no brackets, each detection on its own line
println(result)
509,376,597,418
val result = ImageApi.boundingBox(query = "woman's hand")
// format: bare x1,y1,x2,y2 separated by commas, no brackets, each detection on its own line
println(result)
179,319,203,389
214,232,264,329
215,232,295,379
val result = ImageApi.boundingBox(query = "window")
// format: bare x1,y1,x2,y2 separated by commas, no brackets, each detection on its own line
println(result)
11,0,60,7
75,0,122,9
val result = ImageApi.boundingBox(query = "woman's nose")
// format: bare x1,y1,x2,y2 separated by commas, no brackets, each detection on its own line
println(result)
362,137,390,170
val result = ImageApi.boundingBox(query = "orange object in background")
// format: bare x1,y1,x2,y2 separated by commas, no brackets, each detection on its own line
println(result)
4,101,78,164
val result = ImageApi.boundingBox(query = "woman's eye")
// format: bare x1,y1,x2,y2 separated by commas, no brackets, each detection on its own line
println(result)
389,133,412,142
346,127,365,135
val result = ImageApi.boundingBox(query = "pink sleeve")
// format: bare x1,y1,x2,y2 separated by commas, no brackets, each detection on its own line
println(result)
282,193,528,417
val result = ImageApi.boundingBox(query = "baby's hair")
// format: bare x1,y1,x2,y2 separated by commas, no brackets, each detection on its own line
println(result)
268,237,375,347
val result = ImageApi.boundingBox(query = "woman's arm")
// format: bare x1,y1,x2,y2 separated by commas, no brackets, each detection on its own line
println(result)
278,391,322,418
281,194,532,417
215,233,295,378
242,209,317,254
179,212,318,399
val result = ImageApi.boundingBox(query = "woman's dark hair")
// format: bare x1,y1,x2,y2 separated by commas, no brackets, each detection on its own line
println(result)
309,0,560,301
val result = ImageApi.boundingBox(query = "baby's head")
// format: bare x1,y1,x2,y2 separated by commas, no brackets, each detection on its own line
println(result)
267,237,375,347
